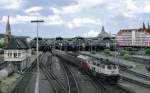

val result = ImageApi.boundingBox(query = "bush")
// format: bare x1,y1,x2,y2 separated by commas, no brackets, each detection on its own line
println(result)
123,54,130,59
120,50,129,56
110,52,118,57
145,49,150,54
0,44,4,48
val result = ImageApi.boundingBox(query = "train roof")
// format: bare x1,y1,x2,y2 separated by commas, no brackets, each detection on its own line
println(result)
77,55,89,59
77,54,116,65
86,56,115,65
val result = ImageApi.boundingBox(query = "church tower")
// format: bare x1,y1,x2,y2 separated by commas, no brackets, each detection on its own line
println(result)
101,26,105,33
5,16,12,44
97,26,111,39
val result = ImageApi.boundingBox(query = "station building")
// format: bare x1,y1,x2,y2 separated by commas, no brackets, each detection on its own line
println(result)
3,16,32,72
31,26,114,51
4,38,31,72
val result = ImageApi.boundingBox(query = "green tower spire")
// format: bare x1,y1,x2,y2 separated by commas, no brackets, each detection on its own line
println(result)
5,16,12,44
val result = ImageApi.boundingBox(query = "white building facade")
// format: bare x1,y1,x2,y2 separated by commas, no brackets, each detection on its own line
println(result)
116,29,150,47
4,38,31,72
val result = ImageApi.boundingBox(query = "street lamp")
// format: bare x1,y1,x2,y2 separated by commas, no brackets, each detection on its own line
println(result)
31,19,44,93
113,34,118,64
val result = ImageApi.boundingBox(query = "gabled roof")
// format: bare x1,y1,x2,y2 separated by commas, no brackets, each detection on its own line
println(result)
17,38,31,49
5,38,30,50
118,28,150,34
16,36,30,38
0,34,5,38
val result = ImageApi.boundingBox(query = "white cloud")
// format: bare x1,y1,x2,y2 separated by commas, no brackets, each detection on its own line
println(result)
125,0,138,12
0,0,23,10
1,15,37,24
78,0,105,9
50,0,105,14
61,5,79,14
44,15,64,25
67,17,100,29
50,5,79,14
50,7,61,14
1,15,64,26
121,12,135,18
143,5,150,13
84,30,99,37
25,6,43,15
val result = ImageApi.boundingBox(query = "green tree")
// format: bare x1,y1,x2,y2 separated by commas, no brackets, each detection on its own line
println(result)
145,49,150,54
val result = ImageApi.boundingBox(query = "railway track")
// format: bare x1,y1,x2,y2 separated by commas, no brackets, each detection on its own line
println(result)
40,53,66,93
120,68,150,88
111,84,135,93
40,62,66,93
90,77,135,93
87,77,102,93
60,58,102,93
55,51,136,93
62,62,80,93
122,69,150,81
77,52,150,89
121,75,150,88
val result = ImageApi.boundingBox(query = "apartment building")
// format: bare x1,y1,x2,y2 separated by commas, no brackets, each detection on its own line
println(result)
116,29,150,47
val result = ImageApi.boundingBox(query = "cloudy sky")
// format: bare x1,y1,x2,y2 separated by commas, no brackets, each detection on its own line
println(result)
0,0,150,38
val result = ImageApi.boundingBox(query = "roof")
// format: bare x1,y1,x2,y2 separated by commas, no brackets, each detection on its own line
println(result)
16,36,30,38
97,26,111,38
5,38,30,50
16,37,31,48
118,28,150,34
0,34,5,38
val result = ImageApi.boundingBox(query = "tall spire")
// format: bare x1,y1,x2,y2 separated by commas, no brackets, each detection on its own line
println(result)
143,22,146,29
101,26,105,32
6,16,11,35
148,23,150,29
5,16,12,44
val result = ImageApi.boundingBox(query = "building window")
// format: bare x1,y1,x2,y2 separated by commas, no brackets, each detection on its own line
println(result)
8,53,12,58
18,53,21,58
14,53,17,58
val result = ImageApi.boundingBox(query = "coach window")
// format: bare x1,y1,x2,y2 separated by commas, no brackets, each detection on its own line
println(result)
92,67,95,71
113,65,117,69
93,62,96,65
106,59,109,62
102,64,105,68
107,65,112,70
100,58,103,61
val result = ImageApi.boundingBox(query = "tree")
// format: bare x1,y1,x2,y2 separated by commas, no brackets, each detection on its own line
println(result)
145,49,150,54
143,22,146,29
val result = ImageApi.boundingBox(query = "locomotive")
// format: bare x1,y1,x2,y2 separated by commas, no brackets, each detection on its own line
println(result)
53,50,120,84
77,55,120,84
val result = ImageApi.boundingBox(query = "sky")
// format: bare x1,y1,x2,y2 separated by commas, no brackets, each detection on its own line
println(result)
0,0,150,38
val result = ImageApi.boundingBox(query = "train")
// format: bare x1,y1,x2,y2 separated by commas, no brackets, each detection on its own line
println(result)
53,50,120,84
77,55,120,84
146,65,150,71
